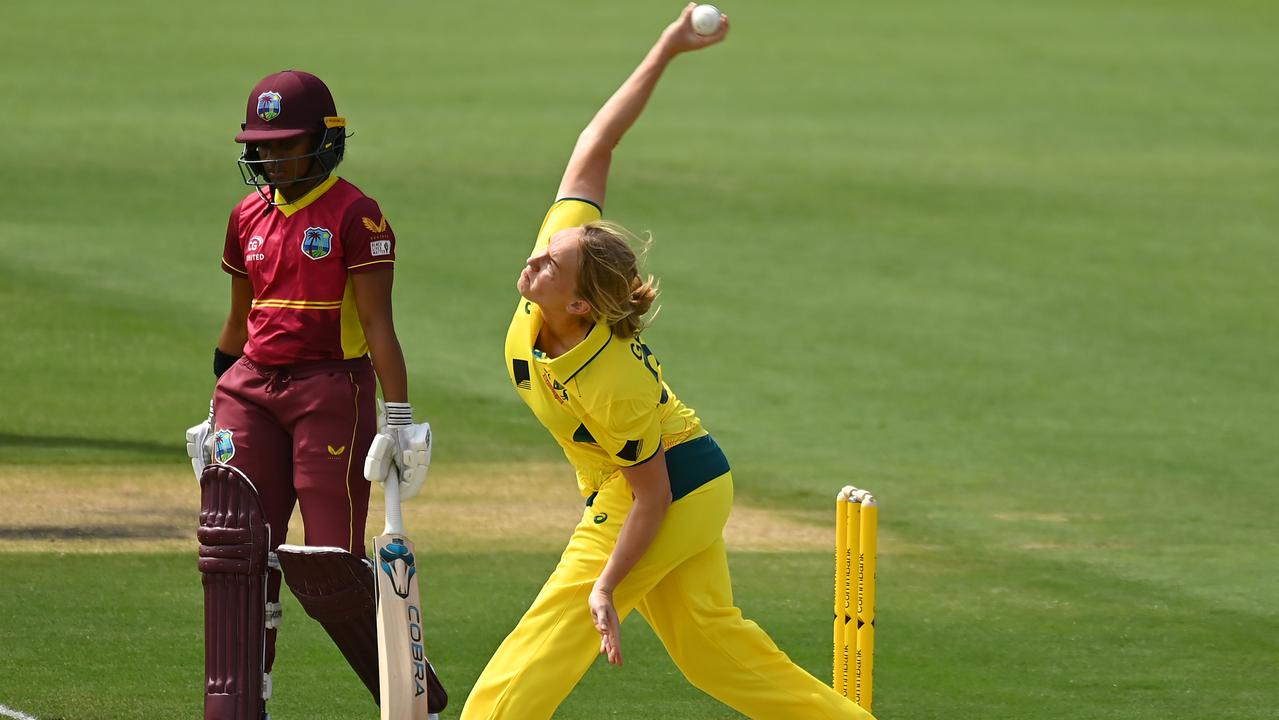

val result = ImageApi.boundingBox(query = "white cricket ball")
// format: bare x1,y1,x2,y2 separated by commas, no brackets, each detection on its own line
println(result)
691,4,723,36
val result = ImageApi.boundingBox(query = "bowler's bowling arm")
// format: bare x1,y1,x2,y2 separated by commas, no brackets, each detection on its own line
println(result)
556,4,730,207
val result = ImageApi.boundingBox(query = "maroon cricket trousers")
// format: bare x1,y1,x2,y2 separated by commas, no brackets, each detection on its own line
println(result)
212,355,377,671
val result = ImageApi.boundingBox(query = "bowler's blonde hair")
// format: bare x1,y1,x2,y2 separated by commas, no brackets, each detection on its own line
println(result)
577,221,659,338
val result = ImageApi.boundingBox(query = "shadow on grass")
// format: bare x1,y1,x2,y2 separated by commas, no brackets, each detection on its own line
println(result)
0,524,188,540
0,432,176,457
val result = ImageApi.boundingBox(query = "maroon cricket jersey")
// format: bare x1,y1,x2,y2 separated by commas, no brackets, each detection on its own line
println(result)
222,175,396,366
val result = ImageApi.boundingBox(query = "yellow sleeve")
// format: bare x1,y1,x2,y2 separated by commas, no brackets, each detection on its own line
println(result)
532,198,602,254
581,396,663,468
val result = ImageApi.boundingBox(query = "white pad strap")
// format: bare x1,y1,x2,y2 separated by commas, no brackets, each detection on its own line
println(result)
265,602,282,630
265,551,283,629
276,544,350,555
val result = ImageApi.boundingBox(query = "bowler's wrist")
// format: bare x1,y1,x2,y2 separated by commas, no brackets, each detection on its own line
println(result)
653,33,683,61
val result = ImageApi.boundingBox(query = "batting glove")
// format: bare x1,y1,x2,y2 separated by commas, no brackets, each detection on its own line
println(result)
185,399,214,481
372,402,433,500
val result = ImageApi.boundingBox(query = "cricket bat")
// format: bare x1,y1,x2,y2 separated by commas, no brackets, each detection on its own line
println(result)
369,434,432,720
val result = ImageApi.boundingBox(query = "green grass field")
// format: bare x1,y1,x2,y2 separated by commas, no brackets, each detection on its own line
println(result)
2,0,1277,717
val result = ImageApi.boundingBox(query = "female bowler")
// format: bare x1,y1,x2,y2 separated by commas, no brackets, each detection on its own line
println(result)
188,69,436,716
462,7,876,719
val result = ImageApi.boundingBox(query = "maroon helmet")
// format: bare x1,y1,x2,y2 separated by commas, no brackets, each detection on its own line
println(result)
235,70,348,203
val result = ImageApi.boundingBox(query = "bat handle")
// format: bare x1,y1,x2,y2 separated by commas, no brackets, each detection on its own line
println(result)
383,463,405,536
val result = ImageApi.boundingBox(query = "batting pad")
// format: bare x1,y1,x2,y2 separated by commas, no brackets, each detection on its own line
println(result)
198,464,271,720
277,545,382,702
277,545,449,713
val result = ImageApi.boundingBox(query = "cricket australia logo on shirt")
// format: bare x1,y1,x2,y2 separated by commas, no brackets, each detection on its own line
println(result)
301,227,334,260
540,369,569,404
213,429,236,463
256,91,282,122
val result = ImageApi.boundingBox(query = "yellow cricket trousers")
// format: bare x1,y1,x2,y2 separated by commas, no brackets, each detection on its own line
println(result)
461,471,876,719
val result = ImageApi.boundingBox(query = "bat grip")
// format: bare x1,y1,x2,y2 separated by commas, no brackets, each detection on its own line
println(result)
383,464,405,536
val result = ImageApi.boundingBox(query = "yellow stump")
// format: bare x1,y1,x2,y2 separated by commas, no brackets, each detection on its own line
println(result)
835,487,877,712
855,498,877,712
833,487,860,697
843,498,860,697
833,490,850,696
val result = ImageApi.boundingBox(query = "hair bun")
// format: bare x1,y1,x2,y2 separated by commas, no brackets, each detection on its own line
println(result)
630,278,658,317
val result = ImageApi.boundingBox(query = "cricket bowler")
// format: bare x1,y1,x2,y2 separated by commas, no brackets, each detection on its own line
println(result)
461,6,876,719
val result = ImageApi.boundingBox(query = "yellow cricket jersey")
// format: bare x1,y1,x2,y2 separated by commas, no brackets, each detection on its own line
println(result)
504,199,727,499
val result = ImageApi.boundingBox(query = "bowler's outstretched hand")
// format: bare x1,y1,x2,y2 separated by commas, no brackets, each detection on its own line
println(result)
663,2,730,54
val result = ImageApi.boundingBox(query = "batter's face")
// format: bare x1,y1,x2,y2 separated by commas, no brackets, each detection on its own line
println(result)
519,228,590,316
254,135,317,189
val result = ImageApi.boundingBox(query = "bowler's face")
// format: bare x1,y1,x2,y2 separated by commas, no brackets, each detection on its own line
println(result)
518,228,583,309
